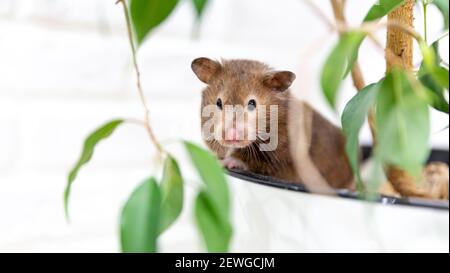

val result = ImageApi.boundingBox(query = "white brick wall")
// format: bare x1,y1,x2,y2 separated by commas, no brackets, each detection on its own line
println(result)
0,0,448,252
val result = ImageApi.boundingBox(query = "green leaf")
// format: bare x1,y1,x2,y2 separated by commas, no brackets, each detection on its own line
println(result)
321,31,365,108
341,82,380,183
430,39,441,63
183,141,229,220
365,155,384,200
427,39,449,89
342,0,406,77
376,70,430,177
158,155,184,234
129,0,179,46
419,40,437,71
120,177,161,253
431,0,449,29
183,141,232,252
343,40,362,78
418,39,449,113
192,0,209,19
363,0,406,22
195,190,232,252
64,119,124,219
433,66,449,89
420,71,449,113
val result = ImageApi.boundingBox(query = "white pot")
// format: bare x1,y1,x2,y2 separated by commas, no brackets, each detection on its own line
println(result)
227,172,449,252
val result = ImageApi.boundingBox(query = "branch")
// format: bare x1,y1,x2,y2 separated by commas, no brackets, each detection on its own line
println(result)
118,0,164,155
303,0,424,44
329,0,377,141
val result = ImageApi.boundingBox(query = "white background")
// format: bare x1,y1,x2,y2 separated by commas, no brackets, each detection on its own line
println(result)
0,0,448,252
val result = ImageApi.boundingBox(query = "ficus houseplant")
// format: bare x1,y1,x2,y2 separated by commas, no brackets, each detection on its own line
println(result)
320,0,448,199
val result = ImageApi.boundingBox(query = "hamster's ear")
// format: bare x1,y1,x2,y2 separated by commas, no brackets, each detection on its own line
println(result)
191,57,222,84
263,71,296,92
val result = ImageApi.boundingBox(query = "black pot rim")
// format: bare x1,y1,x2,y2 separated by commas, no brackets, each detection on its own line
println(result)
227,147,449,211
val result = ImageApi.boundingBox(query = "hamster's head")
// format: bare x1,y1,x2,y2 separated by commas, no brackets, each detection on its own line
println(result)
191,57,296,150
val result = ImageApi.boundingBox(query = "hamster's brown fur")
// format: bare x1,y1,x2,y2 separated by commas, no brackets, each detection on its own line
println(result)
192,57,354,189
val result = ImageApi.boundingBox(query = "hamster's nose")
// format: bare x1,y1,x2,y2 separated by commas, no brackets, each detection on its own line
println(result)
226,128,239,141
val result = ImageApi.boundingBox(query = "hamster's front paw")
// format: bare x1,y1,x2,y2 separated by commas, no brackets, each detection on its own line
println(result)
221,157,248,171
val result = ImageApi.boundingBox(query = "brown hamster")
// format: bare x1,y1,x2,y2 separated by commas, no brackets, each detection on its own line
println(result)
191,57,354,190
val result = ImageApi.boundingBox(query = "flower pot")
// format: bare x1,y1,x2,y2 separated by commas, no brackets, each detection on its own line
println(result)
223,147,449,252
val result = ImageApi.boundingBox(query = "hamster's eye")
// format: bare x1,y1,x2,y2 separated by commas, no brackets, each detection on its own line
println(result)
247,99,256,111
216,98,223,110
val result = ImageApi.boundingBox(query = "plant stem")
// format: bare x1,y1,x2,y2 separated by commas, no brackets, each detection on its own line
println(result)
423,1,428,43
303,0,336,30
118,0,164,155
305,0,424,44
386,0,415,69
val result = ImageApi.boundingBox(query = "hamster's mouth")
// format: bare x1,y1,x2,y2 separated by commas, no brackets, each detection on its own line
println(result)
221,139,253,149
